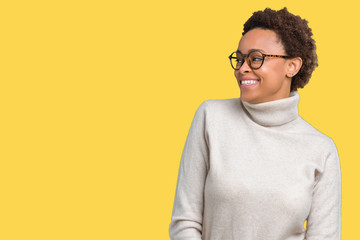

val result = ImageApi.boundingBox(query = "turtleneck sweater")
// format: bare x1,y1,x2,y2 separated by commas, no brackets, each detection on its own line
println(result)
169,91,341,240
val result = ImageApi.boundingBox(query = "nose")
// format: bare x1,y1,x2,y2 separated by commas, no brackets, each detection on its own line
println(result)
238,58,252,74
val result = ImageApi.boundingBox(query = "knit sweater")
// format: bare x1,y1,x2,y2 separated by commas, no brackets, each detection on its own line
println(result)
169,91,341,240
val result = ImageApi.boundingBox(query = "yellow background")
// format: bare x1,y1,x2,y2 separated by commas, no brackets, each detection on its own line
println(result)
0,0,357,239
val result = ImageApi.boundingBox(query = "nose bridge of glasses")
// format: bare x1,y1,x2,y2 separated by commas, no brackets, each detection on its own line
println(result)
240,54,252,70
230,52,255,70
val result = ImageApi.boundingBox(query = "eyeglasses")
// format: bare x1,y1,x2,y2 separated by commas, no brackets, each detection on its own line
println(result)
228,50,290,70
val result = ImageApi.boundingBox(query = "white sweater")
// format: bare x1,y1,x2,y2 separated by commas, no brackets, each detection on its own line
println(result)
169,91,341,240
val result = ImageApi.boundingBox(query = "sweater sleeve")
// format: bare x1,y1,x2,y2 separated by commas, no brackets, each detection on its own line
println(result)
169,101,209,240
305,139,342,240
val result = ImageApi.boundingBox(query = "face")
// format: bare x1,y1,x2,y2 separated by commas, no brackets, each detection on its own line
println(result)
235,28,292,104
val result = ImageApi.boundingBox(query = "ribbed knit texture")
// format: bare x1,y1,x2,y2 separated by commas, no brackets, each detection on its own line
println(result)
169,91,341,240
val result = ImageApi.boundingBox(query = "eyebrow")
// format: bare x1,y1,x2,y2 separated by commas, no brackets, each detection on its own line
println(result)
236,48,266,54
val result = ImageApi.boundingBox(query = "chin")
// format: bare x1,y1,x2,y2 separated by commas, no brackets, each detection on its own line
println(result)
240,92,259,103
241,97,256,103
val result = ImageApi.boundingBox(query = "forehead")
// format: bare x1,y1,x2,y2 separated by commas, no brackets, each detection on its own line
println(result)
237,28,285,54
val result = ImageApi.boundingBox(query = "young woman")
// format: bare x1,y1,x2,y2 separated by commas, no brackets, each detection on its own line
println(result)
169,7,341,240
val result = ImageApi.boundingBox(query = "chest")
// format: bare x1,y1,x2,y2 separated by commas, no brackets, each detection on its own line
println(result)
204,122,321,219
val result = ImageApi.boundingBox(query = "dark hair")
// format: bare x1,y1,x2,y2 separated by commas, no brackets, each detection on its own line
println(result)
242,7,318,91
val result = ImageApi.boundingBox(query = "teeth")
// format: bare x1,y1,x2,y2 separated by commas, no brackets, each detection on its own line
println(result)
241,80,258,85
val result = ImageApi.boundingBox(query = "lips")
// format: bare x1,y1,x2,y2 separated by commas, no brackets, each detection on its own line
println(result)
240,77,259,81
239,77,259,89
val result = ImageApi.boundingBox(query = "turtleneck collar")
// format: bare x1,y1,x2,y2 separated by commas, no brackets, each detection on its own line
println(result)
240,91,300,127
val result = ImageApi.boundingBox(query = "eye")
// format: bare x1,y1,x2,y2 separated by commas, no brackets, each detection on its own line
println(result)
250,56,263,62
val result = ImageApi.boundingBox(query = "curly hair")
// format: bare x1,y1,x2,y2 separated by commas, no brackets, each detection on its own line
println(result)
242,7,318,92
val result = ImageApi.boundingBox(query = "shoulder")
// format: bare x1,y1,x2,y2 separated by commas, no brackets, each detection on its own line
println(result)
298,119,341,176
200,97,241,115
192,98,241,130
296,117,337,151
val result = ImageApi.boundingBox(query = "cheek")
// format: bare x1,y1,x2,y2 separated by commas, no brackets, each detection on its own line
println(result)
234,71,241,86
234,70,241,80
258,64,284,84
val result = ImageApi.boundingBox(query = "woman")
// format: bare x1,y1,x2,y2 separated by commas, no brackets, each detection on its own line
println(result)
169,7,341,240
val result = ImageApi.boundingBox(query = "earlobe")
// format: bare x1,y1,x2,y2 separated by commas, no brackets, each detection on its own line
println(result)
286,57,302,78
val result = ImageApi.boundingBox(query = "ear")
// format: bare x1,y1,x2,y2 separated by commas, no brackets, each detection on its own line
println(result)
286,57,302,78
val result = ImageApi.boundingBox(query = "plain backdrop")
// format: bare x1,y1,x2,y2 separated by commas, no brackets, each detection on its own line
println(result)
0,0,357,239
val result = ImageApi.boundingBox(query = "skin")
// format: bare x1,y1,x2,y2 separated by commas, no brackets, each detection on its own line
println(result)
235,28,302,104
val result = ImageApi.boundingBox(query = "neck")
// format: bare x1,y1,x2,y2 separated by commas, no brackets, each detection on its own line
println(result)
240,91,300,127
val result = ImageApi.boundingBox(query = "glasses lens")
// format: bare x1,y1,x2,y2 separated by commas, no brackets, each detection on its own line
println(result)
230,52,242,70
248,51,264,69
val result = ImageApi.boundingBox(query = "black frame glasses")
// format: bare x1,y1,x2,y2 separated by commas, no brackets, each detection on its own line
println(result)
228,50,290,70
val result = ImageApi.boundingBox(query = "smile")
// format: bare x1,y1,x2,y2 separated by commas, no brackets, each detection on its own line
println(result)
241,80,258,85
240,79,259,90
